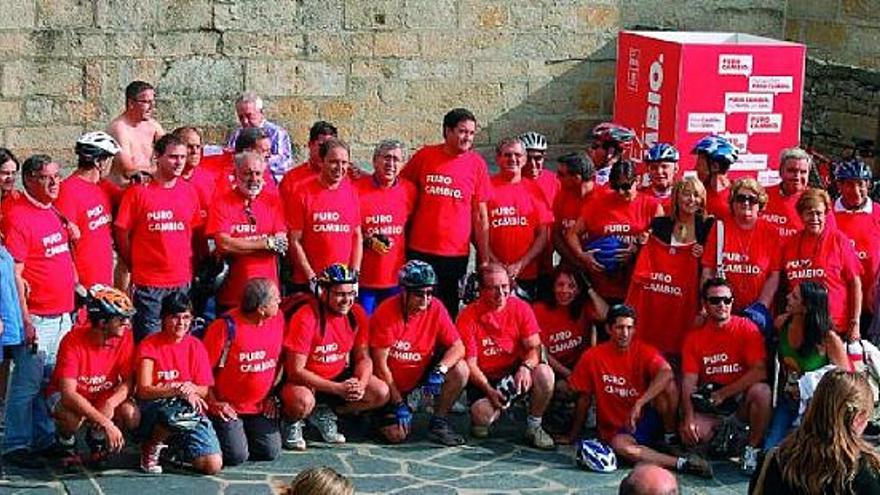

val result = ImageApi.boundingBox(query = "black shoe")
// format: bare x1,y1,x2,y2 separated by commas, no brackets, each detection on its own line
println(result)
37,441,77,459
3,448,45,469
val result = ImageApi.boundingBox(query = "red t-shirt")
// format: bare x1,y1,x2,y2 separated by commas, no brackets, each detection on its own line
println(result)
370,295,460,393
457,296,540,380
569,341,666,442
279,161,318,207
202,310,284,414
533,301,593,369
488,177,553,280
205,190,286,308
49,325,134,403
356,177,416,289
401,145,492,256
578,191,660,300
0,190,20,216
283,303,369,380
202,151,279,201
761,186,802,239
136,333,214,387
56,175,114,287
285,177,360,284
99,180,125,214
701,219,781,312
781,229,862,331
627,235,702,355
833,199,880,313
1,196,75,314
681,316,765,386
114,181,201,288
705,186,731,222
184,167,218,221
528,170,560,211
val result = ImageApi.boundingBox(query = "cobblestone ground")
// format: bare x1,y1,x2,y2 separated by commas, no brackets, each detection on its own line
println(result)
0,411,749,494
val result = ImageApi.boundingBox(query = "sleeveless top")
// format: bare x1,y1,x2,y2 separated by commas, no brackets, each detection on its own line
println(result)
778,321,829,374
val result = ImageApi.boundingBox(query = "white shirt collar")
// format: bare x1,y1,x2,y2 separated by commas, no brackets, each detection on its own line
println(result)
834,197,873,214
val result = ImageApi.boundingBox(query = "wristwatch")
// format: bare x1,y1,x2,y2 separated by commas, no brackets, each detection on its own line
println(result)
436,364,449,375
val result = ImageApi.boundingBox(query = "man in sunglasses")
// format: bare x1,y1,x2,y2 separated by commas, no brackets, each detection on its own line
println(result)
205,151,287,315
680,277,771,474
369,261,468,446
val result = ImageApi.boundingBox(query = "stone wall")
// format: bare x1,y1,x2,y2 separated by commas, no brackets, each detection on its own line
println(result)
0,0,788,167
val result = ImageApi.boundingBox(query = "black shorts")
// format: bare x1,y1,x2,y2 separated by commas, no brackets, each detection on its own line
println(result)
314,365,355,409
466,370,515,405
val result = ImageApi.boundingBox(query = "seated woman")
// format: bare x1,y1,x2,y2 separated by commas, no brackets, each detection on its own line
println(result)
135,292,223,475
751,369,880,494
763,281,850,450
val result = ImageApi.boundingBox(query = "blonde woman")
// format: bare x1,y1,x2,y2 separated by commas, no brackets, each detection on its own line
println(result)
285,466,354,495
751,369,880,494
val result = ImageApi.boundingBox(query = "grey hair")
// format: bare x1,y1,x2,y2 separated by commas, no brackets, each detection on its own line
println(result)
236,91,264,111
241,278,276,313
372,139,406,161
233,150,263,171
495,136,525,155
779,147,812,167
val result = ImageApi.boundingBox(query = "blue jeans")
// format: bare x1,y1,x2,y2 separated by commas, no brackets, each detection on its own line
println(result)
358,286,400,315
3,313,72,454
764,394,799,450
132,285,189,342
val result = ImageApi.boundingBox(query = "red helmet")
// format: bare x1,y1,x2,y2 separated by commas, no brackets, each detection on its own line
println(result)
589,123,636,149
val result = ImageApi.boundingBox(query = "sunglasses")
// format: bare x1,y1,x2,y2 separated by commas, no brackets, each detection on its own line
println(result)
733,193,759,206
408,288,434,298
706,296,734,305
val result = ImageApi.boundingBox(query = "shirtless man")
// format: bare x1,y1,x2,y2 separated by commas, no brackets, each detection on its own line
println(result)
106,81,165,184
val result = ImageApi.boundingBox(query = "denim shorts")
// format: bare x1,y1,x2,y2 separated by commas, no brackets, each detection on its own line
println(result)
139,399,220,461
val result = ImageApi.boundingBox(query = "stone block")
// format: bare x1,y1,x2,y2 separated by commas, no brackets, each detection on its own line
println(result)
471,60,528,83
222,32,305,58
351,58,400,79
344,0,402,30
159,57,243,99
304,32,373,60
2,60,82,98
157,0,212,30
459,1,510,29
790,0,840,19
0,100,22,124
374,32,419,58
271,96,316,139
803,20,848,51
577,3,620,31
403,0,457,29
5,125,82,150
421,31,515,60
317,99,356,123
213,1,298,31
398,60,467,80
246,60,346,97
96,0,159,30
0,0,35,29
783,18,802,43
36,0,93,28
842,0,880,22
145,32,219,57
296,0,343,29
0,33,36,59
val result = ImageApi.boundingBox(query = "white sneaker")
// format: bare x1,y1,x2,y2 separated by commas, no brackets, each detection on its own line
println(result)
282,420,306,451
741,445,760,474
308,405,346,444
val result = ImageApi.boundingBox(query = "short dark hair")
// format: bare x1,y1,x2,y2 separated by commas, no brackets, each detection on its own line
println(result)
154,134,184,156
0,148,20,170
241,278,275,313
21,154,53,179
160,291,192,319
609,159,638,190
234,127,269,152
125,80,154,102
309,121,338,143
607,303,637,326
319,138,350,160
701,277,731,300
558,152,595,180
171,126,201,140
442,108,476,133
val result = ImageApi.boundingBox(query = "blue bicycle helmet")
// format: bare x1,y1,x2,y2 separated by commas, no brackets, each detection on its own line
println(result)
834,158,872,182
691,135,738,167
317,263,358,286
645,142,680,163
576,439,617,472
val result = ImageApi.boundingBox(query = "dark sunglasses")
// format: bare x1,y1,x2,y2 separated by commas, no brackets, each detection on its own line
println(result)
733,193,759,205
706,296,734,305
408,288,434,298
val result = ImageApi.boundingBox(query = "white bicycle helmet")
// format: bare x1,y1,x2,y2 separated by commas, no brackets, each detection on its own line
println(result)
519,131,548,151
576,439,617,472
76,131,121,161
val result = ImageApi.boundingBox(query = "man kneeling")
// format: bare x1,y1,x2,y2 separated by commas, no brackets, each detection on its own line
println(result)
458,263,555,449
49,285,140,467
371,261,469,445
563,304,712,478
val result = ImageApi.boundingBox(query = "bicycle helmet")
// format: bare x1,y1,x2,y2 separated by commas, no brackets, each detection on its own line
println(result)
75,131,121,161
317,263,358,286
399,260,437,289
590,123,635,148
691,135,738,166
519,132,548,151
576,439,617,472
87,284,135,321
834,158,873,182
644,142,680,163
583,236,628,273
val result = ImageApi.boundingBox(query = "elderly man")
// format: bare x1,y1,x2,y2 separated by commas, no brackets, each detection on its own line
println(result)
761,148,836,238
619,464,679,495
1,155,77,468
226,92,293,183
106,80,165,183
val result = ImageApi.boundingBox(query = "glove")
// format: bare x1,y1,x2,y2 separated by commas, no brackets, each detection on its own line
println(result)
365,233,393,255
266,233,289,255
394,402,412,429
423,368,446,396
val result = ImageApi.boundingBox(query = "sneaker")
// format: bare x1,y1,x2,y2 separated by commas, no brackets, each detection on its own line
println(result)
471,424,490,439
428,420,465,447
308,406,345,444
282,420,307,451
741,445,760,474
682,453,714,479
525,425,555,450
140,441,166,474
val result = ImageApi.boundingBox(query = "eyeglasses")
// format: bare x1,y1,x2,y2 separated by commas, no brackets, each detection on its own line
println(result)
706,296,734,305
408,288,434,298
733,193,759,206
